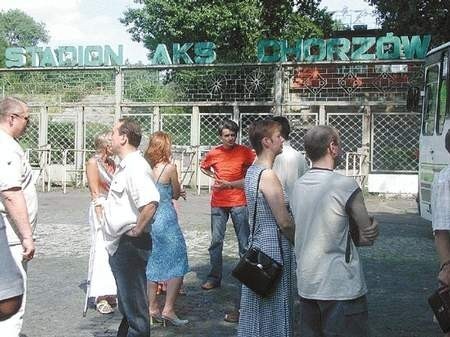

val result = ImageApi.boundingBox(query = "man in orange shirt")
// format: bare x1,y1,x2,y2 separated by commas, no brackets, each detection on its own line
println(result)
200,119,255,302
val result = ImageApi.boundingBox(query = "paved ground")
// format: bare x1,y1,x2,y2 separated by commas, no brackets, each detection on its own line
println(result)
20,189,441,337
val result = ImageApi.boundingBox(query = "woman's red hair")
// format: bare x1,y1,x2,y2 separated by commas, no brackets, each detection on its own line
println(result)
145,131,172,167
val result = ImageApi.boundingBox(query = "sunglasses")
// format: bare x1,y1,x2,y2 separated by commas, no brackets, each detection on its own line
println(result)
12,113,30,122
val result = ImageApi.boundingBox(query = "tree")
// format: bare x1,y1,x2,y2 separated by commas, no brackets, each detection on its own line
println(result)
0,9,49,67
365,0,450,47
121,0,334,63
0,37,7,67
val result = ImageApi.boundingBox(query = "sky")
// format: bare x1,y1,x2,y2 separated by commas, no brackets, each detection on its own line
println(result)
2,0,379,64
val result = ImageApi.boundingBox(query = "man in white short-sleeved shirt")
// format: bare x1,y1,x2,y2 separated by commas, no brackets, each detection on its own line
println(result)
0,97,36,335
272,116,308,202
291,125,378,337
432,130,450,332
103,118,159,337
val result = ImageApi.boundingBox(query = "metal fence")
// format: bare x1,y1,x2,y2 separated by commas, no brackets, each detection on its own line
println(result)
0,60,423,190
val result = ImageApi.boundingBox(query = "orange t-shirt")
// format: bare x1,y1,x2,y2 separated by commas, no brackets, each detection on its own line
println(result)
200,144,255,207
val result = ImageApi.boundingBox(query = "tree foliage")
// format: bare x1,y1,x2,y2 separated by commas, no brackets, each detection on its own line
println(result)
0,9,49,67
0,9,49,46
365,0,450,47
121,0,334,62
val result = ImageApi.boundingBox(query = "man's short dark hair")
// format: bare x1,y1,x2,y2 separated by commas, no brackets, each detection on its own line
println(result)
272,116,290,140
218,119,239,136
445,129,450,153
118,118,142,148
304,125,339,161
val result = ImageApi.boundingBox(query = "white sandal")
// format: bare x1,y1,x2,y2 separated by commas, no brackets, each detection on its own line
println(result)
96,299,114,314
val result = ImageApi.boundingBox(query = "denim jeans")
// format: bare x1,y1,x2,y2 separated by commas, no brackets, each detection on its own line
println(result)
207,206,249,285
109,235,151,337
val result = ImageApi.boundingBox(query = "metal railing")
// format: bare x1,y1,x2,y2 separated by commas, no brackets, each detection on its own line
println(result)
345,152,368,187
62,149,95,193
25,145,52,192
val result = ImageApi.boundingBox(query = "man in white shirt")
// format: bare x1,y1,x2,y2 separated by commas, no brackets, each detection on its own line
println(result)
103,118,159,337
0,97,36,336
272,116,308,202
432,130,450,337
291,125,378,337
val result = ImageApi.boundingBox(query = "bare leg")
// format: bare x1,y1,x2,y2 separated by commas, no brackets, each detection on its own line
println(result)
161,277,183,318
0,295,22,321
147,281,160,315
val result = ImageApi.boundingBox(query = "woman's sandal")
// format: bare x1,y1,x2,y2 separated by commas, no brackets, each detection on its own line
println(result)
96,299,114,314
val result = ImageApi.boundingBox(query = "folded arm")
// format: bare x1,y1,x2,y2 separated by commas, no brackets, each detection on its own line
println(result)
347,190,378,245
127,201,158,237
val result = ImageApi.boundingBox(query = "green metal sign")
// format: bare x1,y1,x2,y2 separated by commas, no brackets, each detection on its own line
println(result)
257,33,431,62
5,45,124,67
150,42,216,65
3,33,431,68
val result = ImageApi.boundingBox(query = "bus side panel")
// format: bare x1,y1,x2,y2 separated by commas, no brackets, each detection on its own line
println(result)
419,121,450,221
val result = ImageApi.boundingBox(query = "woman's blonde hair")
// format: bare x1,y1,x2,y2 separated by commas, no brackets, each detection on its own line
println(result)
145,131,172,167
94,131,112,152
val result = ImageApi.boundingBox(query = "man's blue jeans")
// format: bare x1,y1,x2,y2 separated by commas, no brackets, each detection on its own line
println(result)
206,206,249,285
109,235,151,337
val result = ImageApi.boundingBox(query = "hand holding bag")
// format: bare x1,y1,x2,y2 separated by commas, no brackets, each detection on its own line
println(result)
231,169,283,297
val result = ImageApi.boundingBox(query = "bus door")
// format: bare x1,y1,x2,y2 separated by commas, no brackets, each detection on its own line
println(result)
419,50,449,220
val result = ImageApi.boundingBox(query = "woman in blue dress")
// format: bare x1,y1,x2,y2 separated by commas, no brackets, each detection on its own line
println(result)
238,119,296,337
144,131,189,326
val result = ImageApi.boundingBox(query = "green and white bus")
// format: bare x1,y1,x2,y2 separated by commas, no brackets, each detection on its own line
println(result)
419,42,450,220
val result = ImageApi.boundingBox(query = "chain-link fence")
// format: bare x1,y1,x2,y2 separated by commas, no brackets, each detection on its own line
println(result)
84,106,116,151
199,112,233,146
21,110,41,164
0,60,424,190
121,65,277,103
371,113,421,172
160,109,191,146
285,111,319,152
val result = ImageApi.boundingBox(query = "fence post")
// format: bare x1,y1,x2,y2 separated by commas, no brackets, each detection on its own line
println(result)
361,105,372,184
274,64,283,116
114,68,123,122
191,106,200,190
153,106,160,131
191,106,200,147
233,103,240,142
319,105,326,125
75,107,85,187
39,106,48,148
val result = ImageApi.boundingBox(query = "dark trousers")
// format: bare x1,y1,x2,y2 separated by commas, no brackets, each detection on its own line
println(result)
299,295,369,337
109,235,151,337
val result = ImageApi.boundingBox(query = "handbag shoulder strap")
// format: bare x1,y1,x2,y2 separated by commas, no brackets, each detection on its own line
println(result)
250,168,284,262
155,163,169,184
250,169,264,239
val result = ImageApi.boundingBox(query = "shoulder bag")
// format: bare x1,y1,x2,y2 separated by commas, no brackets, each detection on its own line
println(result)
231,169,283,297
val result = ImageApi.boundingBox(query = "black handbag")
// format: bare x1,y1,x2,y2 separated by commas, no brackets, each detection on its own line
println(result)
231,169,283,297
429,287,450,333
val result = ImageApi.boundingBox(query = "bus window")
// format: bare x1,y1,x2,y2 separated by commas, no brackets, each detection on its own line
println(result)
423,64,439,135
437,52,448,135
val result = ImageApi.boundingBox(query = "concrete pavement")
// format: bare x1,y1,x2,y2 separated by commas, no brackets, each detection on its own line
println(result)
20,190,441,337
